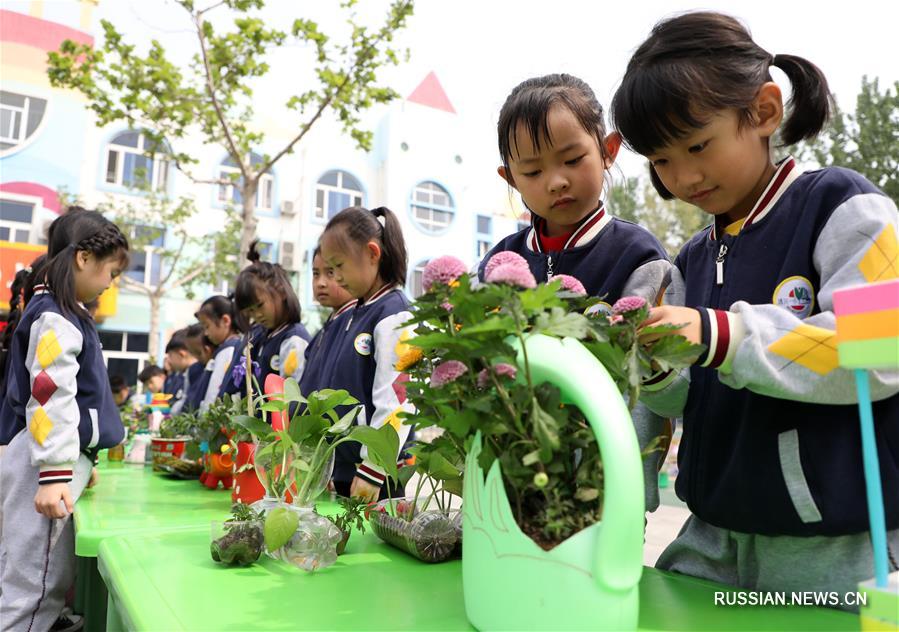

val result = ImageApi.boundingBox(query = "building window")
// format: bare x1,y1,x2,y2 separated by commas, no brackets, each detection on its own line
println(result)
410,259,431,298
100,329,150,388
0,91,47,151
314,170,363,220
0,198,35,243
124,225,165,286
410,181,454,234
217,153,275,211
475,214,493,259
104,131,170,191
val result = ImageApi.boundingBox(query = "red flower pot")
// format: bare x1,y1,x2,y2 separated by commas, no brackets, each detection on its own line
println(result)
232,441,265,504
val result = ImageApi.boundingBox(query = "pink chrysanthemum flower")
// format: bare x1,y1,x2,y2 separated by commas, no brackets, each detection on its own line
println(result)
484,251,529,278
552,274,587,295
476,363,518,389
422,256,468,293
486,263,537,289
430,360,469,388
612,296,647,315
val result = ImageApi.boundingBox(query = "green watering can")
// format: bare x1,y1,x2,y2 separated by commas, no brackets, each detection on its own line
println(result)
463,334,644,630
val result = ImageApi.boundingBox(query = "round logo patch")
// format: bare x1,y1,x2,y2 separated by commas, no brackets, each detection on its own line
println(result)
270,354,281,371
354,333,373,356
584,301,613,318
773,276,816,318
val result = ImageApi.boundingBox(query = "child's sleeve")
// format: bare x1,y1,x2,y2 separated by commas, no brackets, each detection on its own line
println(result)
202,346,235,410
702,192,899,403
278,334,309,384
355,311,415,488
621,258,672,304
640,265,691,418
25,312,84,485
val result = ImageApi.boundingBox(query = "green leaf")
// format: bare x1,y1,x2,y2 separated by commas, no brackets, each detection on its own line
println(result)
232,415,273,439
649,335,707,372
426,451,461,480
344,424,399,481
260,400,288,413
264,507,299,552
530,401,560,460
521,450,541,467
282,378,304,403
287,412,329,445
442,477,464,498
328,407,360,435
534,307,590,339
575,487,600,502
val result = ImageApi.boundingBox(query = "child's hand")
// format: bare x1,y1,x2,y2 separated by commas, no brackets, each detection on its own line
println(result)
639,306,703,345
349,476,380,503
34,482,74,519
87,467,99,488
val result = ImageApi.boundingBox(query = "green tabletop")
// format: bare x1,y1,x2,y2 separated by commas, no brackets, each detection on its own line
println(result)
75,461,233,557
98,526,859,632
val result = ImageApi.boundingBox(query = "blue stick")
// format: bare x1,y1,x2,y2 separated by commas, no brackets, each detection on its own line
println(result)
854,369,889,588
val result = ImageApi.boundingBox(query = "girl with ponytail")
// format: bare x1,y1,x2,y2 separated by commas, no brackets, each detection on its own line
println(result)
0,207,129,628
314,206,415,502
611,12,899,607
219,241,311,402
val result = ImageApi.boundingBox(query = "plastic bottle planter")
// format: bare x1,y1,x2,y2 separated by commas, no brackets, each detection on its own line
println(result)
463,335,644,632
266,505,343,572
369,498,461,563
232,441,265,505
210,519,264,566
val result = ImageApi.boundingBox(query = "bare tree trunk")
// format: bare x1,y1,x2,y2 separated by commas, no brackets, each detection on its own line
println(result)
239,178,259,266
148,292,161,363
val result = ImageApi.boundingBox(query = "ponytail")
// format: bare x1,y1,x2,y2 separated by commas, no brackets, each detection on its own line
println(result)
233,240,302,326
771,54,832,146
322,206,408,287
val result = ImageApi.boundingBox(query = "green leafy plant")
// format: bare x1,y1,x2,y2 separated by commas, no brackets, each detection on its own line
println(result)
401,256,704,549
211,502,265,565
328,496,368,536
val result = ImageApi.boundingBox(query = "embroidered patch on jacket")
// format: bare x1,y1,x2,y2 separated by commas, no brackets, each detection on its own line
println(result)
768,323,838,375
858,226,899,282
354,333,373,356
270,354,281,371
773,276,816,318
283,350,298,376
30,407,54,445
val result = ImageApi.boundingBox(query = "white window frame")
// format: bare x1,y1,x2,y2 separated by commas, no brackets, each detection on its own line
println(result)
0,194,38,244
410,181,455,234
100,330,151,392
314,170,364,221
105,132,170,191
410,259,431,298
217,166,274,211
124,225,166,288
0,97,28,146
475,213,493,260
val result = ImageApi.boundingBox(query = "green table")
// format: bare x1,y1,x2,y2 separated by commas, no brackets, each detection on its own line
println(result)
98,527,859,632
74,460,234,630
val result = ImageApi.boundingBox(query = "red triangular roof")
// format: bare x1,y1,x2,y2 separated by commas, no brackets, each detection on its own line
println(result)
407,71,456,114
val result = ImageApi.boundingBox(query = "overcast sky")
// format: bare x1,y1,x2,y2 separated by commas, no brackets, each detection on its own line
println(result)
16,0,899,180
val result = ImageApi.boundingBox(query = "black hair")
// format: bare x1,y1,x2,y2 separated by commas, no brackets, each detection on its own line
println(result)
321,206,407,287
185,323,204,339
611,11,831,198
0,254,47,385
497,74,613,190
165,328,189,353
202,334,217,351
313,244,321,259
138,365,165,383
233,240,302,326
109,374,128,393
41,206,130,317
195,295,245,334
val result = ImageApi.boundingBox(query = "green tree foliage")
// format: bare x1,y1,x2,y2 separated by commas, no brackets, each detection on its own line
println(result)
48,0,414,262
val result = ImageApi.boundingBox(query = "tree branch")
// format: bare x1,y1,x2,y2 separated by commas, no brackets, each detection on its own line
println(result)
170,261,213,290
158,232,188,288
194,10,247,179
118,274,153,297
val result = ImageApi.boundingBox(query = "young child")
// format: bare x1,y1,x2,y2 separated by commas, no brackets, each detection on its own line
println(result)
109,375,137,410
611,11,899,603
195,295,244,410
222,242,311,401
138,365,166,395
299,246,356,398
317,206,415,502
480,73,672,512
0,208,128,630
180,324,210,413
165,328,200,415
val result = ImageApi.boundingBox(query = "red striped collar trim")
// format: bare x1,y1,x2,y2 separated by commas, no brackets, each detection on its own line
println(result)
710,157,801,240
331,300,357,319
33,284,48,295
526,204,609,253
360,283,396,307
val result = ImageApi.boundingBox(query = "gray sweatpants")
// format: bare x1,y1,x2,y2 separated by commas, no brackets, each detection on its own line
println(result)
632,401,666,513
0,430,92,631
657,513,899,612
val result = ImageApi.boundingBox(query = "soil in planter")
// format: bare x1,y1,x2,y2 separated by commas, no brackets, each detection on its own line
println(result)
211,523,264,566
515,492,603,551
